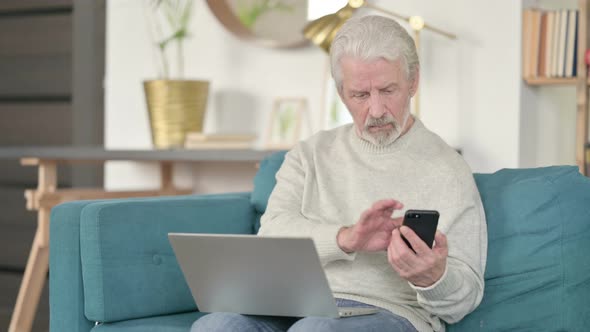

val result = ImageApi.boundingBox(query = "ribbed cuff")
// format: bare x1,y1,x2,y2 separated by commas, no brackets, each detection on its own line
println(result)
312,224,356,264
409,264,456,300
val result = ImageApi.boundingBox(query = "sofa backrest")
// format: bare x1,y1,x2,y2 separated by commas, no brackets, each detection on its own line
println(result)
449,166,590,331
76,194,255,323
252,151,590,331
251,150,287,230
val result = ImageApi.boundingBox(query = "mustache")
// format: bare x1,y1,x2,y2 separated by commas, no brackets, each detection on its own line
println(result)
365,115,396,127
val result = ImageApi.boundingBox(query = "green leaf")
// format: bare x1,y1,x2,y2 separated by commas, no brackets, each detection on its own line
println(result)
180,1,193,27
146,0,194,78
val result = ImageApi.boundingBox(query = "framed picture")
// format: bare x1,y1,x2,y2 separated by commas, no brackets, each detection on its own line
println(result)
323,79,352,130
265,98,308,149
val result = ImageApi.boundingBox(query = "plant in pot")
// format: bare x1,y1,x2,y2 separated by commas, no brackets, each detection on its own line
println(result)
144,0,209,149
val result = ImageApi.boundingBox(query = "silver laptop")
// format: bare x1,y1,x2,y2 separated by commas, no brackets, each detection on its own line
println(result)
168,233,378,318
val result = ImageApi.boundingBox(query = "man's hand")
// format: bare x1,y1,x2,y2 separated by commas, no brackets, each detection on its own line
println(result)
337,199,404,253
387,227,448,287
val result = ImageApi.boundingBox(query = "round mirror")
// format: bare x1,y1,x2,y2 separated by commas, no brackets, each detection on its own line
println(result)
206,0,310,48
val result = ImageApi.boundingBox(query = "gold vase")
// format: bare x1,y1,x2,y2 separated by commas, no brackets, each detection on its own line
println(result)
143,79,210,149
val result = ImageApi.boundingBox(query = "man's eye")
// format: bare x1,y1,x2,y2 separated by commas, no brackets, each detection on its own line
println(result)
353,93,368,99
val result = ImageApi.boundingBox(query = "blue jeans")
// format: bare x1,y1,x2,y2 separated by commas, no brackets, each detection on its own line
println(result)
190,298,418,332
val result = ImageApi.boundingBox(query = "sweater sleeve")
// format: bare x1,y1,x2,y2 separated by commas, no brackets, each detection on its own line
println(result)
257,145,355,265
410,171,488,324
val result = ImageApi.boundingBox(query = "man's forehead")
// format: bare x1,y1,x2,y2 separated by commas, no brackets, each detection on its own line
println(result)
341,58,406,89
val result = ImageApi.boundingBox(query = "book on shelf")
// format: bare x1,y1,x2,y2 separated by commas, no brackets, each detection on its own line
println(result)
556,9,568,77
544,11,554,77
550,9,562,77
538,12,548,77
530,9,542,77
565,10,578,77
184,133,257,149
523,7,579,81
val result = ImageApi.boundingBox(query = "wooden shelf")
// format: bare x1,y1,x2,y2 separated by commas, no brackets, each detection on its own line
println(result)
524,77,590,85
524,77,578,85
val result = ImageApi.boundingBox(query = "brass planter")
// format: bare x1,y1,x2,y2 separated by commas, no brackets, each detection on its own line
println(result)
144,80,210,149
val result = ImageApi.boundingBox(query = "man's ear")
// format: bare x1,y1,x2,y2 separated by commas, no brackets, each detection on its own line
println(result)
409,67,420,97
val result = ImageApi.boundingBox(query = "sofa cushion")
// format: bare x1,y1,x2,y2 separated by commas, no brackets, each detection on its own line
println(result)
449,166,590,331
251,150,287,230
80,194,255,323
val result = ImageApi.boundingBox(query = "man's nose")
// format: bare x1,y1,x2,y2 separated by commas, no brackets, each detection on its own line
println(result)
368,94,386,118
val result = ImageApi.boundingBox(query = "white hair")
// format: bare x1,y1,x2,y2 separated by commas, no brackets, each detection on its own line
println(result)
330,15,420,90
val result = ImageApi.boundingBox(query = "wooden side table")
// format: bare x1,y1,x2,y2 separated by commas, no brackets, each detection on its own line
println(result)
0,147,275,332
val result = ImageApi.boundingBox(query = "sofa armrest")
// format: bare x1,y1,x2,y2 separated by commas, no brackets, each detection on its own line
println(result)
51,200,103,332
50,193,255,330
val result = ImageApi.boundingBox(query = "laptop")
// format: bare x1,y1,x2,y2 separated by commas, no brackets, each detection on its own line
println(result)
168,233,378,318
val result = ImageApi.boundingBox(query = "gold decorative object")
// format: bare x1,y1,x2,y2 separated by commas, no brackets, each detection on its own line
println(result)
144,80,209,149
301,2,357,53
408,16,425,31
303,0,456,118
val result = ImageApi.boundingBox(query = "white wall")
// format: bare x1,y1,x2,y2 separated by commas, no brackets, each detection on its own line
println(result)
104,0,546,192
368,0,522,172
520,85,577,168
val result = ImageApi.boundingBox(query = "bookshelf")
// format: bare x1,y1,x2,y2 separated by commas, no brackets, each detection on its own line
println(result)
522,0,589,176
524,77,578,85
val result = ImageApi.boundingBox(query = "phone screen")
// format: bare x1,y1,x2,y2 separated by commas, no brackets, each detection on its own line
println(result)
401,210,439,251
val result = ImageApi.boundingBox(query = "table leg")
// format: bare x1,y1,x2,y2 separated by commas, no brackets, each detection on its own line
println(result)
159,162,192,195
8,209,50,332
8,160,190,331
160,161,174,191
9,161,56,332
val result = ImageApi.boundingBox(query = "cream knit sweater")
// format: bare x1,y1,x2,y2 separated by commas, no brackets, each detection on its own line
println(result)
258,119,487,332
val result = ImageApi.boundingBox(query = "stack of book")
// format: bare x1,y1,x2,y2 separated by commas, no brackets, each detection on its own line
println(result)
522,8,579,79
184,133,257,149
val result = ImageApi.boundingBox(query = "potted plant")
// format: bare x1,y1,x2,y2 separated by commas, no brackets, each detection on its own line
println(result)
144,0,209,149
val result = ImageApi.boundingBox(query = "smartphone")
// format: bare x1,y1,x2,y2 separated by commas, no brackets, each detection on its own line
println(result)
401,210,440,251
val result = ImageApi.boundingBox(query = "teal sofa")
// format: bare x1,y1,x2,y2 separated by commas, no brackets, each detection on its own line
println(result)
50,151,590,331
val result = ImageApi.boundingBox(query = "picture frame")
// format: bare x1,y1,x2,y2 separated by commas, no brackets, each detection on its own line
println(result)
323,79,352,130
265,98,308,149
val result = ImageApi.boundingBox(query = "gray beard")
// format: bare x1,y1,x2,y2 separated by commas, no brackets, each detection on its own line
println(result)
361,108,411,146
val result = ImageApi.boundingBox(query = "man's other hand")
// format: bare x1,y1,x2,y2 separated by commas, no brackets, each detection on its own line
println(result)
387,227,448,287
337,199,404,253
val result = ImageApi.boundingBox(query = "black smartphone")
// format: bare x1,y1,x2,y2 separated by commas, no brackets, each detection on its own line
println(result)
401,210,440,251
